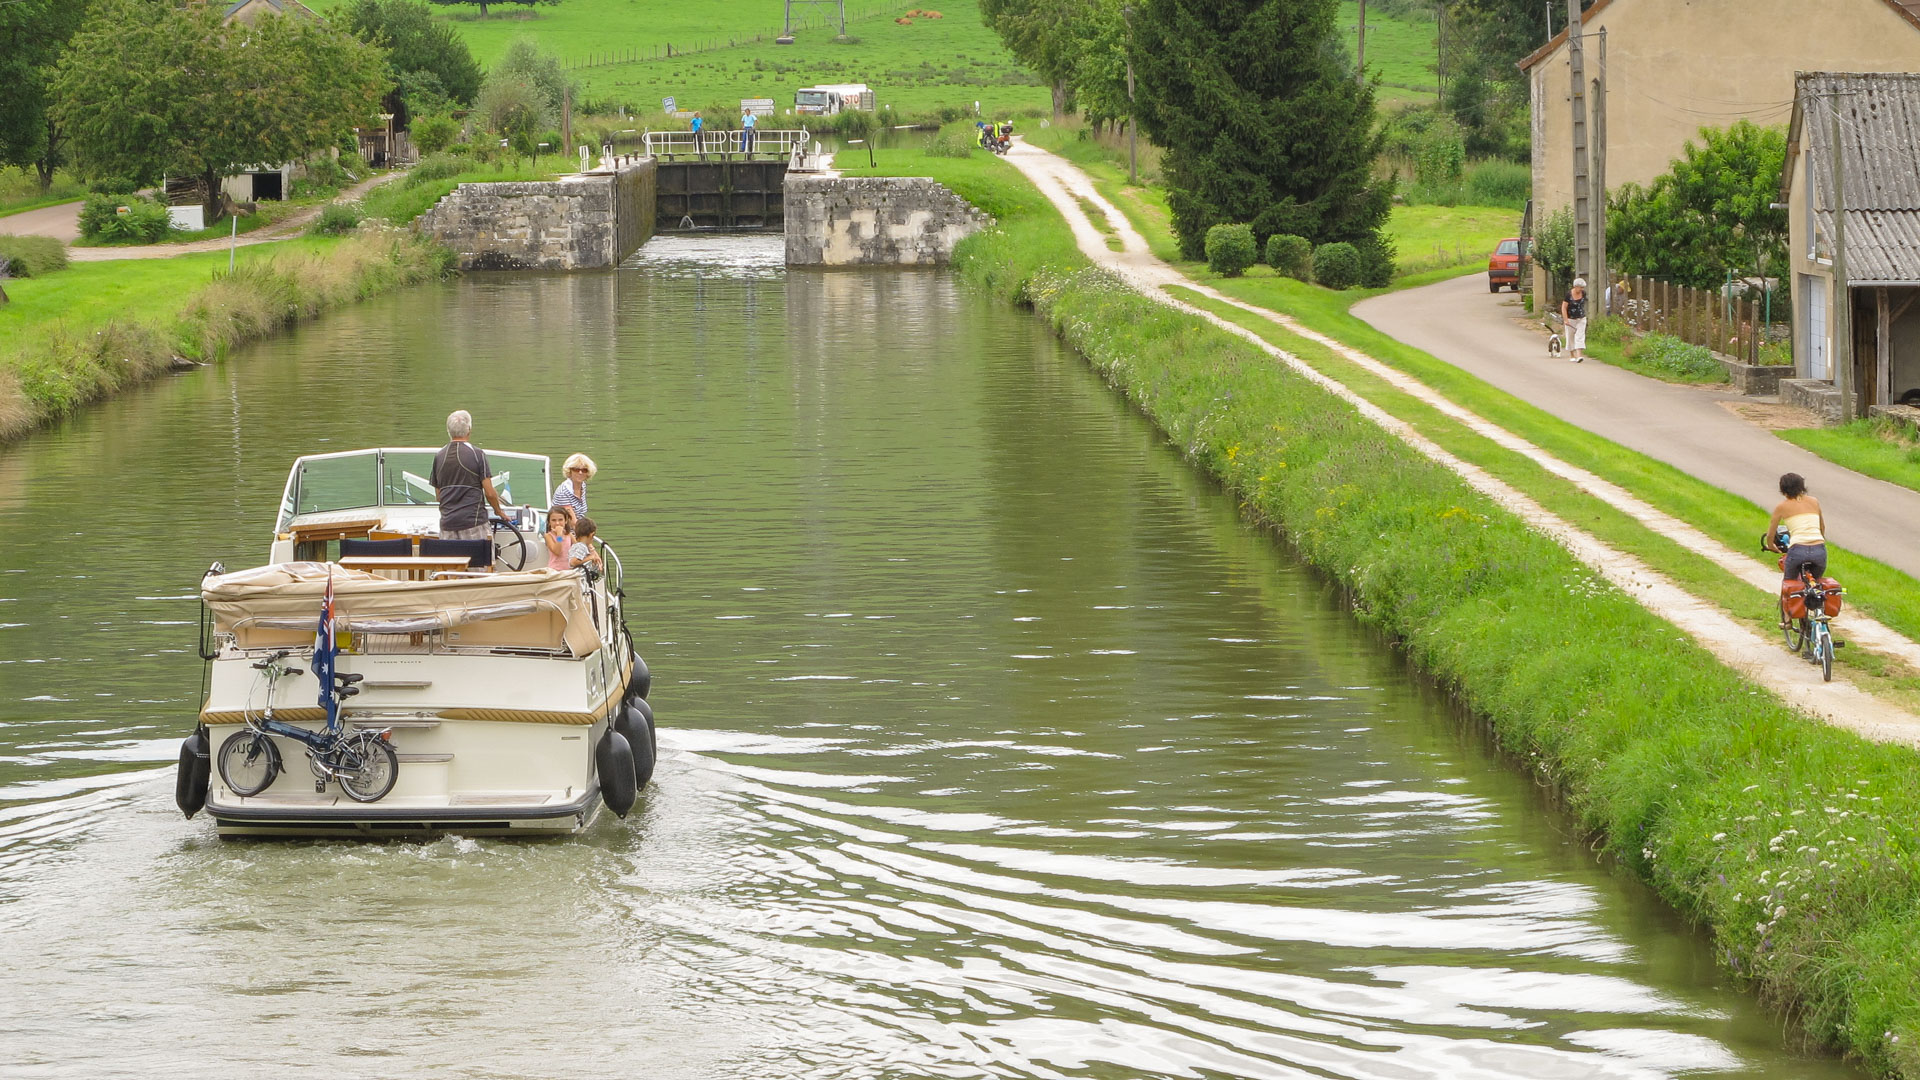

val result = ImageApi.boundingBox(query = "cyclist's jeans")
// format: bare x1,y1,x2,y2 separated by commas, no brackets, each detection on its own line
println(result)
1785,543,1827,582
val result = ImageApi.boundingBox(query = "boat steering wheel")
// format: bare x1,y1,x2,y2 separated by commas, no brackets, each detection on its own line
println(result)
490,514,529,572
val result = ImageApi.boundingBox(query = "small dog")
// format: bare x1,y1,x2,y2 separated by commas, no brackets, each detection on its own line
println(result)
1546,332,1564,357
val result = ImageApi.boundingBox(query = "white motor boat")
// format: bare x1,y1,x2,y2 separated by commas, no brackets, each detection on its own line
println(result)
173,448,653,838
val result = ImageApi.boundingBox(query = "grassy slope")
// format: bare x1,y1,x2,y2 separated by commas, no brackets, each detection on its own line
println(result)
304,0,1047,117
357,161,561,226
1779,421,1920,494
1339,0,1438,109
883,148,1920,1077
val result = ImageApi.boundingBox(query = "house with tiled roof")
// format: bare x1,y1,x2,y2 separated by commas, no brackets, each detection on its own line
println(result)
1519,0,1920,296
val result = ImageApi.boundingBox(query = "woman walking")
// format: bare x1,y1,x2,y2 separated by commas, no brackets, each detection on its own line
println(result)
1560,277,1589,363
552,453,595,517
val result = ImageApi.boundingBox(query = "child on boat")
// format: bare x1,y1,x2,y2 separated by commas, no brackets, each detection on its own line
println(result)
568,516,604,576
545,506,576,572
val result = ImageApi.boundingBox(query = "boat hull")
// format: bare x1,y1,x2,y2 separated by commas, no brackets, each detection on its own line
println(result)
206,785,603,838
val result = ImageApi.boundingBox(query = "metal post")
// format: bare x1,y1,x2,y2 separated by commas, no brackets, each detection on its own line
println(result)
1591,29,1608,311
1566,0,1590,284
1830,95,1854,421
1124,6,1137,185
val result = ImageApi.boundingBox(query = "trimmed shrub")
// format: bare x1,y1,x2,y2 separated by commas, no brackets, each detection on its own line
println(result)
0,235,69,277
1311,241,1361,289
1204,222,1257,277
1356,234,1397,288
1264,233,1312,278
308,202,361,236
78,194,173,243
411,114,460,157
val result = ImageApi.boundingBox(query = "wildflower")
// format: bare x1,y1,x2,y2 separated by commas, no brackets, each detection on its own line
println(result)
1773,906,1787,919
1712,833,1727,842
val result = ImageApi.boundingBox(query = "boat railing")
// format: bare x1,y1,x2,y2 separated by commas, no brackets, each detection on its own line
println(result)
219,595,579,658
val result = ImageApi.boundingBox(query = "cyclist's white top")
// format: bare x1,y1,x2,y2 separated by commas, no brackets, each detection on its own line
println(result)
1783,512,1824,546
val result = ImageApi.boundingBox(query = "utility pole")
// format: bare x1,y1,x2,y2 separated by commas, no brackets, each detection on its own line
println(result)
1124,5,1137,184
1830,95,1854,422
1591,28,1608,310
1566,0,1591,289
1356,0,1366,86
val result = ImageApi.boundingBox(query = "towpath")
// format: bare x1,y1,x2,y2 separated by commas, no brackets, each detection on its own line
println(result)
1355,274,1920,580
999,139,1920,745
0,173,402,263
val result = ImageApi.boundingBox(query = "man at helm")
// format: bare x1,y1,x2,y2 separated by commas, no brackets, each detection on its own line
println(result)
432,409,512,543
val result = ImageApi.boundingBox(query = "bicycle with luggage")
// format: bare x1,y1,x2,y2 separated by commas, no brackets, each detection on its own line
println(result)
1766,525,1845,682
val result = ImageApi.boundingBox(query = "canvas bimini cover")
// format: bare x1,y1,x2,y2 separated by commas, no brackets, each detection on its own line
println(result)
203,563,601,656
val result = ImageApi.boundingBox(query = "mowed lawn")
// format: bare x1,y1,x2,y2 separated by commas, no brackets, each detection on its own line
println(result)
1386,204,1522,274
0,239,340,341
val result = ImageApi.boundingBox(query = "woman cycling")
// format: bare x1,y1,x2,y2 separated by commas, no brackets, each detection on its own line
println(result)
1764,472,1827,581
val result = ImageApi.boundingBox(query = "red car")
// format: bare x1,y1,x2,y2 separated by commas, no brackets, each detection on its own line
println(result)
1487,237,1525,293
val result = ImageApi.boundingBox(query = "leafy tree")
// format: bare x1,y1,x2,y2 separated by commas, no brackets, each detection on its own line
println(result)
1130,0,1390,258
425,0,557,19
0,0,90,190
345,0,482,107
1534,204,1574,286
1606,121,1788,289
54,0,386,212
490,37,571,119
1068,0,1130,132
476,74,554,138
980,0,1092,121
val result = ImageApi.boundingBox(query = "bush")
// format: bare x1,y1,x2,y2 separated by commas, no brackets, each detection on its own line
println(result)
1464,159,1531,208
406,153,466,187
308,202,361,236
1204,223,1257,277
304,155,350,191
1636,333,1724,379
1355,235,1397,288
89,176,139,195
1414,116,1465,188
1311,241,1361,289
922,130,974,158
79,193,173,243
412,114,460,156
1264,233,1312,279
0,234,69,277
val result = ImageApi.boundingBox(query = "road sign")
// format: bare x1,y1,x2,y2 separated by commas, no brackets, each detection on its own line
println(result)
662,96,676,113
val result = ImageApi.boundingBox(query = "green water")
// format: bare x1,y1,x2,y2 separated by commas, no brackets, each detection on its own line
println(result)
0,237,1860,1078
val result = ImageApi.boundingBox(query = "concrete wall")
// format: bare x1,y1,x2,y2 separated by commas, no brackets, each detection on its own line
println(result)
417,160,655,271
1527,0,1920,291
784,176,993,266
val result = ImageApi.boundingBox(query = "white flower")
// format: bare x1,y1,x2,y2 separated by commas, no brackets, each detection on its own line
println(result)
1774,906,1788,919
1713,832,1728,841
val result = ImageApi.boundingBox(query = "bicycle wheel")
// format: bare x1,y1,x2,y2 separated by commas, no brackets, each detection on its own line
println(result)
217,730,280,797
1779,596,1806,653
336,733,398,803
1817,624,1834,682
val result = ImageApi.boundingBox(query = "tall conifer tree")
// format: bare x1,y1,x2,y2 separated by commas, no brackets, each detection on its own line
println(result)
1130,0,1389,258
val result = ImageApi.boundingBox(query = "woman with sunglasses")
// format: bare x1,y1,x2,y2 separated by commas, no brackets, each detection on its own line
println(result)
552,453,596,517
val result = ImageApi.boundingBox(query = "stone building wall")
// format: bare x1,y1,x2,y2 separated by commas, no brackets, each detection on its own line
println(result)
784,176,993,266
416,160,656,270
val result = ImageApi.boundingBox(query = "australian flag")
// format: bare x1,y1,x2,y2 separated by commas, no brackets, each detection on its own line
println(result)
314,569,339,728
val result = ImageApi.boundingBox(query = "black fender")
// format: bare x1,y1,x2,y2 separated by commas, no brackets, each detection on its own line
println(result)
624,652,650,702
175,727,211,819
616,699,656,789
596,729,637,818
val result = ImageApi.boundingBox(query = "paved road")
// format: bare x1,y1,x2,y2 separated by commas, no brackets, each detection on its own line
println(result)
1353,273,1920,580
0,201,82,242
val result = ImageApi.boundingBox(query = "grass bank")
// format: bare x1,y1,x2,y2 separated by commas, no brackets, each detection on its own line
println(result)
358,161,562,226
901,150,1920,1074
1780,418,1920,494
0,232,451,442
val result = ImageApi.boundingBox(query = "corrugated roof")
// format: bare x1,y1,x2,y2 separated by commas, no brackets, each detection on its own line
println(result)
1795,73,1920,282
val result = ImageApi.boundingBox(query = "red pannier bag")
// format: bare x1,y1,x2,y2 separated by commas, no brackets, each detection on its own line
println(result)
1820,577,1844,617
1781,580,1808,620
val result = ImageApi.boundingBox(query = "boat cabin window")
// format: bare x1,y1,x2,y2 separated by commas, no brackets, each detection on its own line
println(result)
278,449,553,531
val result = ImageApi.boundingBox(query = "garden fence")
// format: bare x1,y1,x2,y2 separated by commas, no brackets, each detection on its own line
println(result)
1612,275,1782,367
563,2,916,71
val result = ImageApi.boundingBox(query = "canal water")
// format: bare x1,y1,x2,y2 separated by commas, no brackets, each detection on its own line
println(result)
0,238,1858,1078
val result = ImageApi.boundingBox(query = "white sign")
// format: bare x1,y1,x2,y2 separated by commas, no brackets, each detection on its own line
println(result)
662,96,676,113
740,97,775,117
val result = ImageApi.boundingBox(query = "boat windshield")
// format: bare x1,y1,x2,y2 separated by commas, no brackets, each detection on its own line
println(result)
280,449,553,527
796,90,829,106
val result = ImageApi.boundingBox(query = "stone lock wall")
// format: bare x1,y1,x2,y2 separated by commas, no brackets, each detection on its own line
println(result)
784,176,993,266
416,160,656,271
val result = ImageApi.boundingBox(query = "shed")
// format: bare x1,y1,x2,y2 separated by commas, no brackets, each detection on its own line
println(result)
1781,71,1920,419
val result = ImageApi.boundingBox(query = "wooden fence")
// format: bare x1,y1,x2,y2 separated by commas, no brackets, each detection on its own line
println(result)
1611,275,1777,367
563,2,915,71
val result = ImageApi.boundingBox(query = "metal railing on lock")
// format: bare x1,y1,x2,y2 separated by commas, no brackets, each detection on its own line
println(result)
642,129,810,161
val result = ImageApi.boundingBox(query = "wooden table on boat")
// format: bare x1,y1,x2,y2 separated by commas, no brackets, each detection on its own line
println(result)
339,556,474,581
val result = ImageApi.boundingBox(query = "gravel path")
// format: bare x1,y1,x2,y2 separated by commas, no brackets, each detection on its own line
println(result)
1001,139,1920,745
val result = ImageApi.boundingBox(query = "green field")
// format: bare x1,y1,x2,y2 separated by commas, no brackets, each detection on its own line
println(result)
304,0,1046,117
1339,0,1439,109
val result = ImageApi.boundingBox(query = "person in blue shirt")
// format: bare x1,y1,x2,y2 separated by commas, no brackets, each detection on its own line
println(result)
690,113,704,154
741,108,757,153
